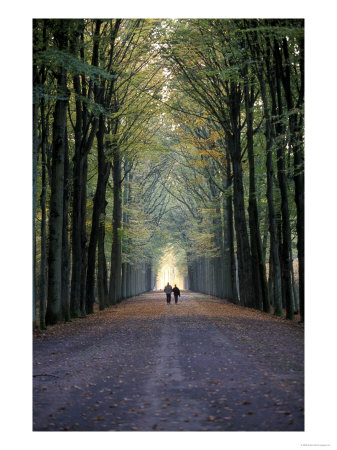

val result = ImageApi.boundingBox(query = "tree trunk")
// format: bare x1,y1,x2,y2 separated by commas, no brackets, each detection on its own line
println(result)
224,152,239,303
121,165,130,299
122,263,127,299
273,41,294,320
61,129,71,321
187,252,194,291
294,149,304,322
244,79,270,312
39,98,47,330
70,71,83,318
37,21,48,329
33,103,38,329
86,183,99,314
80,156,88,316
97,216,108,311
256,68,283,317
97,126,111,311
208,176,225,299
78,21,100,316
291,263,299,314
268,250,274,307
70,112,99,316
126,263,132,298
33,21,39,328
46,34,68,325
247,29,283,316
262,207,269,263
228,128,254,308
70,20,100,317
86,115,110,313
109,143,122,304
280,35,305,323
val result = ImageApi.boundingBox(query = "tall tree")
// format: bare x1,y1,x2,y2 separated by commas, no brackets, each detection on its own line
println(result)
272,35,295,320
33,19,40,328
244,22,283,316
86,19,121,313
243,67,270,312
45,20,69,325
70,19,100,317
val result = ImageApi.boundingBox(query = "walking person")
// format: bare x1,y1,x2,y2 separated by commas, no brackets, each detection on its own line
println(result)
172,284,180,304
164,282,172,304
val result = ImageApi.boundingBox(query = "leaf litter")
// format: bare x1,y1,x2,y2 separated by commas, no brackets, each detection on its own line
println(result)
33,290,303,431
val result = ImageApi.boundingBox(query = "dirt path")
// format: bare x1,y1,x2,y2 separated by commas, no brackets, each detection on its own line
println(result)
33,291,304,431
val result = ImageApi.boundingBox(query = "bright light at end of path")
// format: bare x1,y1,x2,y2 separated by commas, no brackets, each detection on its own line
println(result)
155,249,186,290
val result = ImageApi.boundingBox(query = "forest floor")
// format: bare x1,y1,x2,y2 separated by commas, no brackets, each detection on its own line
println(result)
33,291,304,431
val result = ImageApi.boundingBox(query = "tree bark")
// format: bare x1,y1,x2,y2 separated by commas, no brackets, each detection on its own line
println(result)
61,129,71,321
70,70,83,318
208,177,225,298
227,91,254,308
80,156,88,315
121,165,130,299
109,143,123,304
33,19,39,328
244,79,270,312
37,20,48,329
39,98,47,330
246,27,283,316
224,152,239,303
256,69,283,316
70,20,100,317
86,115,110,313
46,24,69,325
97,214,109,310
273,40,294,320
280,35,305,322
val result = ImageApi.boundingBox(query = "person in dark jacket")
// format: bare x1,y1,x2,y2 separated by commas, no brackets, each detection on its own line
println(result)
172,284,180,304
164,282,172,304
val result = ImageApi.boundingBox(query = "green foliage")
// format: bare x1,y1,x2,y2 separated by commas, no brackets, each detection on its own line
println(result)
37,48,116,82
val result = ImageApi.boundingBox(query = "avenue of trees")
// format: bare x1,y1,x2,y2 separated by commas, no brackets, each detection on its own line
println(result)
33,19,304,328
